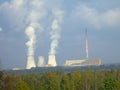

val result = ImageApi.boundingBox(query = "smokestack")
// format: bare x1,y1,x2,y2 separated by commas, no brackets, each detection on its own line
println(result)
85,29,88,60
48,54,57,67
37,56,45,67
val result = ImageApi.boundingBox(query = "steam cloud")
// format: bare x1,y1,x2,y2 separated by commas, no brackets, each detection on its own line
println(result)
24,1,64,67
25,0,46,56
25,26,36,55
0,27,2,32
49,9,64,55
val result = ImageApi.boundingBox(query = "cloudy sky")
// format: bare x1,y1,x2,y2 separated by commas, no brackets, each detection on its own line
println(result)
0,0,120,69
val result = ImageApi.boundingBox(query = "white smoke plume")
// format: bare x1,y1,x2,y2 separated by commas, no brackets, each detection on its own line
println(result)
25,26,36,55
25,0,46,56
49,9,64,55
0,27,2,32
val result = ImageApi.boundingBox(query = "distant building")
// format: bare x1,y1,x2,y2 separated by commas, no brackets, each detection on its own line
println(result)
64,59,101,66
12,68,22,70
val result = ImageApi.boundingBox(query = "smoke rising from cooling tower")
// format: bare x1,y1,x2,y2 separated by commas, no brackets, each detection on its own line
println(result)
48,9,64,67
49,9,64,55
24,0,64,68
25,0,46,69
25,26,36,56
25,26,36,69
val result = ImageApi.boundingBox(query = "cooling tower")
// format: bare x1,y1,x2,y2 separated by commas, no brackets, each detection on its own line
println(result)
26,55,36,69
37,56,45,67
48,54,57,66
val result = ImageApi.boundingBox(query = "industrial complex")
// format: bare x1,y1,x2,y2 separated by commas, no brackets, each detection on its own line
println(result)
63,29,101,66
25,30,101,69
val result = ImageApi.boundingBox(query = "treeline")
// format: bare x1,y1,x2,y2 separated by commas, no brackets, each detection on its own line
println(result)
1,69,120,90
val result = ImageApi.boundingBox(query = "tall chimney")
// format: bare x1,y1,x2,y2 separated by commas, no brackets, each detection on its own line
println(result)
48,54,57,66
26,55,36,69
86,29,88,60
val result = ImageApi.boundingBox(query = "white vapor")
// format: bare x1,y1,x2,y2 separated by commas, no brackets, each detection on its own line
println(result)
25,26,36,55
25,0,47,56
0,27,2,32
49,9,64,55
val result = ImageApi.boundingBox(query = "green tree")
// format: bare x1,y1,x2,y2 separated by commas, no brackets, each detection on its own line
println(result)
93,70,106,90
23,74,37,90
16,81,30,90
116,69,120,81
60,73,71,90
81,69,95,90
41,72,60,90
99,76,120,90
70,71,81,90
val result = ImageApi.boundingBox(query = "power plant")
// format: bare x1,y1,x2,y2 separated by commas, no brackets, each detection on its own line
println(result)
25,8,63,69
64,29,101,66
25,29,101,69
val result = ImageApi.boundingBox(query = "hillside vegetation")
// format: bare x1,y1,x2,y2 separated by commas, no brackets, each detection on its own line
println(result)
1,69,120,90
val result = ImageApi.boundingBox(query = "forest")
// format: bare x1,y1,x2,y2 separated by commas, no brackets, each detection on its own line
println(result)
1,69,120,90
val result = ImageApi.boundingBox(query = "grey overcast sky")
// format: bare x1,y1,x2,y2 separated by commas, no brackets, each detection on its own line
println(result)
0,0,120,69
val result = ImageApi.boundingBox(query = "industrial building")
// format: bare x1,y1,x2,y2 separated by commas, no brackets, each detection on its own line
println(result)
64,29,102,66
64,59,101,66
